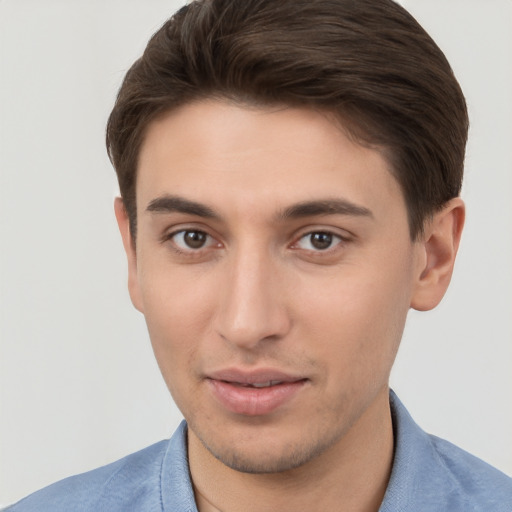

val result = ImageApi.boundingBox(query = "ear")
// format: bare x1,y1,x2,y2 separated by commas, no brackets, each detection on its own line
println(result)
410,197,465,311
114,197,144,313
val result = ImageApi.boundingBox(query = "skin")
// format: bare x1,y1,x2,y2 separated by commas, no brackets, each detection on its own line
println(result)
115,100,464,512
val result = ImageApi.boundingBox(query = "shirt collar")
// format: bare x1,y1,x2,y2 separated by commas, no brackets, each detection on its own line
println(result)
161,421,198,512
160,390,460,512
379,390,461,511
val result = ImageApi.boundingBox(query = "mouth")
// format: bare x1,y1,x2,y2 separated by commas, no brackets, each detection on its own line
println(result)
205,369,308,416
227,380,286,388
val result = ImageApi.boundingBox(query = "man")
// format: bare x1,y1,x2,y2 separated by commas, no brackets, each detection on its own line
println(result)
6,0,512,510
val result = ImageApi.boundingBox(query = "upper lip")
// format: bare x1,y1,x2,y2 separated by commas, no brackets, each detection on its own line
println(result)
206,368,306,385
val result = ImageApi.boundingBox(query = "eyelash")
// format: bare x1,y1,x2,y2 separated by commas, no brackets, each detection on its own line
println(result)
163,229,220,255
291,231,347,253
162,228,350,258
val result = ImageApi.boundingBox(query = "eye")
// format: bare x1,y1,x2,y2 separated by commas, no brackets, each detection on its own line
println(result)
170,229,217,251
294,231,343,251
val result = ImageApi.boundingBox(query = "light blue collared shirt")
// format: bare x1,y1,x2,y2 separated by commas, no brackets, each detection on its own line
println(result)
6,391,512,511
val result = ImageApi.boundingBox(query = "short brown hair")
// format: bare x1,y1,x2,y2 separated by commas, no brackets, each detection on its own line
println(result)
106,0,468,240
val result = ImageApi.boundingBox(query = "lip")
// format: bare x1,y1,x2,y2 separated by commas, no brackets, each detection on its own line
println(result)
206,368,308,416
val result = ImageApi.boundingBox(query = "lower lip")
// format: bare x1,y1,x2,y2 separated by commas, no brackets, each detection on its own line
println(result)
207,379,307,416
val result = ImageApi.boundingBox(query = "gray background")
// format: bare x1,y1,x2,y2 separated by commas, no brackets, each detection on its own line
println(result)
1,0,511,505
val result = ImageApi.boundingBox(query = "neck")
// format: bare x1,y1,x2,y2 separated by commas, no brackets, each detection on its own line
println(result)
189,388,394,512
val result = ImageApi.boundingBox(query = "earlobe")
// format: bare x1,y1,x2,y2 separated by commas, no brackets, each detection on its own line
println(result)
114,197,144,313
410,198,465,311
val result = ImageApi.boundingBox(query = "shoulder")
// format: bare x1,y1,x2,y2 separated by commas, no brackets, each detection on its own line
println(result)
427,434,512,511
5,439,170,512
384,391,512,512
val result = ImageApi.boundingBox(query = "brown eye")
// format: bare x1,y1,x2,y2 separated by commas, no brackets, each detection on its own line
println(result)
171,230,214,250
295,231,342,251
310,232,333,250
183,230,207,249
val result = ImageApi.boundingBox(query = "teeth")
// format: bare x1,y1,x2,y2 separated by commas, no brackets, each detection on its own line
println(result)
250,380,282,388
228,380,285,388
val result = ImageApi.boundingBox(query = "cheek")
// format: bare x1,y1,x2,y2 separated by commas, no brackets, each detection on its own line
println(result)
294,260,412,380
139,256,217,333
138,266,217,389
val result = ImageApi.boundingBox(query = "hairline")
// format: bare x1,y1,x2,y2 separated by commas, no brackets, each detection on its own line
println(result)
126,95,426,243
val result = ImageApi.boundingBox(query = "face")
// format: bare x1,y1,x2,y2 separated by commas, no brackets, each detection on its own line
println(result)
121,100,428,473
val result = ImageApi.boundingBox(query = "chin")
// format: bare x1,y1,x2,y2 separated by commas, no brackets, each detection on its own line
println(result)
210,447,316,474
194,423,343,475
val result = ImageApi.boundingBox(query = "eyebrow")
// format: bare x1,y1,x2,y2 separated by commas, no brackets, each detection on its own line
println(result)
145,195,373,222
146,195,219,219
278,199,373,220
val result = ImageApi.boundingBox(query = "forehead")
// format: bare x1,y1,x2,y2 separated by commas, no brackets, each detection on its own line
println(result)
136,100,406,223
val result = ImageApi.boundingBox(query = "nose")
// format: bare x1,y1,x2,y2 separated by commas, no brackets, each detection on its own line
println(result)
214,247,292,350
